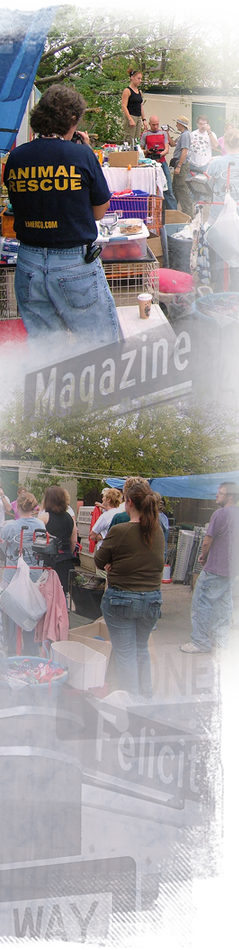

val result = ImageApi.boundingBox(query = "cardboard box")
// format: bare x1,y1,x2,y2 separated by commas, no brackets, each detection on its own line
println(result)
165,210,191,224
0,211,16,237
108,151,139,167
69,617,110,641
147,235,162,258
79,552,96,572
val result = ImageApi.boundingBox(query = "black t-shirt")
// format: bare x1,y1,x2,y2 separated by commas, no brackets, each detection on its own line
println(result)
127,87,143,118
4,138,111,247
47,511,74,557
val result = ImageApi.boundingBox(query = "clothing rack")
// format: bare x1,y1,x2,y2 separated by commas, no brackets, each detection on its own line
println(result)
0,526,53,656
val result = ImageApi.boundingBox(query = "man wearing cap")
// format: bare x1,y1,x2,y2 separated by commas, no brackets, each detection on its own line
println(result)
170,115,192,216
181,482,239,653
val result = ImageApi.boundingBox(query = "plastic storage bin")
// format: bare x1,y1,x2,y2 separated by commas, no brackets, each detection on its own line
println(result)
51,641,107,690
98,221,149,262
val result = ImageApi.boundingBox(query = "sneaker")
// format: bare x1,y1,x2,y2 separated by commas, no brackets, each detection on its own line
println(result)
180,642,210,653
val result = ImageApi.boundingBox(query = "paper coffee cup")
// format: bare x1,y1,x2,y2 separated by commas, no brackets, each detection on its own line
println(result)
138,293,152,319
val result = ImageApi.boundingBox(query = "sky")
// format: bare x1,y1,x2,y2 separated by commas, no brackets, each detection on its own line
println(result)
0,0,236,29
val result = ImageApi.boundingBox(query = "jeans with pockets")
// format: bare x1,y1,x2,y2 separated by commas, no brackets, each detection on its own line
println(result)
15,243,119,346
101,586,162,699
191,570,233,651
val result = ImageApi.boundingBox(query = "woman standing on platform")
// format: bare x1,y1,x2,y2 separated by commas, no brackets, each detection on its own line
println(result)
121,68,147,146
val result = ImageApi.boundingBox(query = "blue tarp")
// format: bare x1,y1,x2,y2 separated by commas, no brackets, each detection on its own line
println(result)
105,471,239,499
0,7,56,153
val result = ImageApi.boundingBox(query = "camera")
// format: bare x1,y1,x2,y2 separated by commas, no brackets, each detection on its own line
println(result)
146,145,164,161
71,131,85,144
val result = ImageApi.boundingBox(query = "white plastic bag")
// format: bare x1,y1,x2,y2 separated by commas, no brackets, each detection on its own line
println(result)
206,193,239,265
0,556,47,630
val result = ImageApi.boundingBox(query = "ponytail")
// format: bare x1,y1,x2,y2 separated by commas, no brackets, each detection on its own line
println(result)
127,66,141,78
125,483,159,545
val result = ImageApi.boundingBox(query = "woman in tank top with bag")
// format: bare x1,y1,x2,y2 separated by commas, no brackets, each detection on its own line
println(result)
121,68,147,146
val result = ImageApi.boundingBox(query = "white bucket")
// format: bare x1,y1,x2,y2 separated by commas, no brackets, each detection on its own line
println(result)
162,564,171,583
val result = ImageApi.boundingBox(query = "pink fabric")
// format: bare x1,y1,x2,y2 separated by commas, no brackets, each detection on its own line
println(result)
150,268,194,293
35,569,69,643
218,135,226,157
11,500,20,520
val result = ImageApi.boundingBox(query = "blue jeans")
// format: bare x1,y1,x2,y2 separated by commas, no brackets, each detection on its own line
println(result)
191,570,233,651
101,587,162,698
161,162,177,210
15,243,119,344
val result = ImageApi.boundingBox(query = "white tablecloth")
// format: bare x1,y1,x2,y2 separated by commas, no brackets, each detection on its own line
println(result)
102,163,167,197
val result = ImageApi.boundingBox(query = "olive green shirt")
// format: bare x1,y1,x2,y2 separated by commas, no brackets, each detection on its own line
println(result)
94,521,164,591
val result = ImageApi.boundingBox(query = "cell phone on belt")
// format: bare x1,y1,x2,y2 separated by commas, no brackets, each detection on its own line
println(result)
84,244,102,264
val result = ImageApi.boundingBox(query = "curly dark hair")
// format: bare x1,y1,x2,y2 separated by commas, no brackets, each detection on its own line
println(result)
30,83,86,137
43,486,67,514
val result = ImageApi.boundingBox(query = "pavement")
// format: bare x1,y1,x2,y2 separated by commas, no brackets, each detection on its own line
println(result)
70,582,239,703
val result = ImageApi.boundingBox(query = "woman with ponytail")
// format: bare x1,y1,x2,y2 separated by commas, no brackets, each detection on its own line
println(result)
94,482,164,701
121,68,147,146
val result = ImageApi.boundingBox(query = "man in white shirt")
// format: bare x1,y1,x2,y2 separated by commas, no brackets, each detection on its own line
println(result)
189,115,218,173
0,484,12,531
89,488,121,550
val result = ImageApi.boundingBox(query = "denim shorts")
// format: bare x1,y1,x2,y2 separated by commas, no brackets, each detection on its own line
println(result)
15,243,119,345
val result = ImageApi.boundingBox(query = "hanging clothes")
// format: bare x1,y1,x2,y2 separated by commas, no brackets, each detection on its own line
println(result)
196,225,211,285
89,505,102,553
35,569,69,644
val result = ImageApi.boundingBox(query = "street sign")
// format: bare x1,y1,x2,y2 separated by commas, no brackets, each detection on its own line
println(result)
0,855,138,941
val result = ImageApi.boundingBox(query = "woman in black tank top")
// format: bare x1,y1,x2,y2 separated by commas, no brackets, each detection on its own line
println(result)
38,485,77,594
121,68,147,145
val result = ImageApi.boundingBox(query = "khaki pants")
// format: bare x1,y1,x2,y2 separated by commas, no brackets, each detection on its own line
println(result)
173,161,193,217
123,114,142,145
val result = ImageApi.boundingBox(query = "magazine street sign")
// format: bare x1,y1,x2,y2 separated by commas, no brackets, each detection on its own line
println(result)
23,325,192,418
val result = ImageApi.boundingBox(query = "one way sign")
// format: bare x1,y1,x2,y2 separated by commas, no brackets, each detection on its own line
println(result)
0,854,138,942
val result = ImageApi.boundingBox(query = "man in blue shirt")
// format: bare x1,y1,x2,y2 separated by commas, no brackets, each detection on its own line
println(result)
170,115,192,217
181,482,239,653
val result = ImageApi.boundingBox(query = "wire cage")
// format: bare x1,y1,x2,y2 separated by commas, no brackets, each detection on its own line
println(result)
102,247,160,307
0,266,18,318
109,191,163,235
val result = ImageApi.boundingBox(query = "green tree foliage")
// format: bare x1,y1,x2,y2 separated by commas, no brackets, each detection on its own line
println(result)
1,399,238,501
35,7,239,144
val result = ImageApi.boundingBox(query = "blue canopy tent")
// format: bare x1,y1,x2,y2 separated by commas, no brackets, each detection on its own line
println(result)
0,7,56,154
105,471,239,499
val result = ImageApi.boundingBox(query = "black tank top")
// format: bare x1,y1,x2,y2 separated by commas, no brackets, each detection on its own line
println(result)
47,511,73,556
127,86,143,117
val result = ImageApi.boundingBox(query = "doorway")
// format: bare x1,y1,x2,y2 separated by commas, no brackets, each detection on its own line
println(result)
192,102,226,154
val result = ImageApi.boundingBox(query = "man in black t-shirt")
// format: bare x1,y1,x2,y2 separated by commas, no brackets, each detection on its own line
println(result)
4,84,119,346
